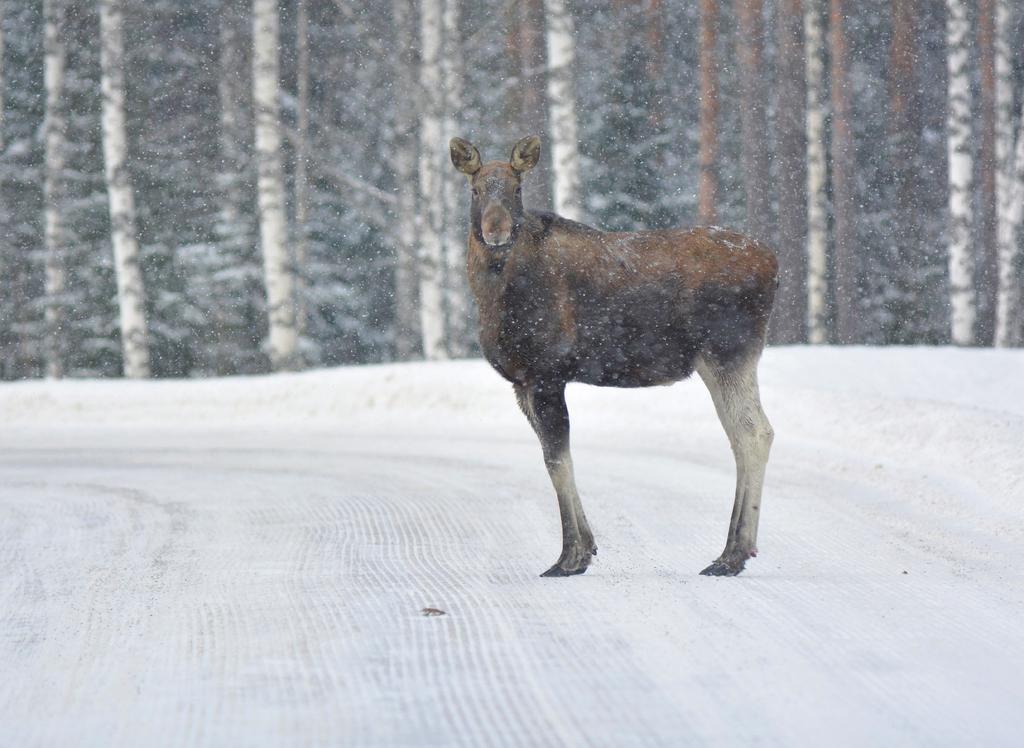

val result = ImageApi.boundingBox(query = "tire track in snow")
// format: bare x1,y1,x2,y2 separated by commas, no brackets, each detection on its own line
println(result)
2,374,1023,748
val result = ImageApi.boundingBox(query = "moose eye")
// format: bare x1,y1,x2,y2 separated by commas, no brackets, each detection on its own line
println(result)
472,188,479,198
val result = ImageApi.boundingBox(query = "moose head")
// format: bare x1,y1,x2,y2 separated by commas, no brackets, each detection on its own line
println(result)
450,136,541,248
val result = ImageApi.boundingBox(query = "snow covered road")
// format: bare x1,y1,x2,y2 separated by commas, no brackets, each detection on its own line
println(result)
2,348,1023,746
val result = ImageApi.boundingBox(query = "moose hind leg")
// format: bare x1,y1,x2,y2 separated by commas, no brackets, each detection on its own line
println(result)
516,383,596,577
696,354,774,576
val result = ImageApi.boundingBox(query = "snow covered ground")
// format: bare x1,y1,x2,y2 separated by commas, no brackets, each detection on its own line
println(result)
1,346,1023,746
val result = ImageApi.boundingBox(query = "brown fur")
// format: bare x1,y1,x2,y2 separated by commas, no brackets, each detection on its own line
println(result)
467,207,778,389
450,136,778,577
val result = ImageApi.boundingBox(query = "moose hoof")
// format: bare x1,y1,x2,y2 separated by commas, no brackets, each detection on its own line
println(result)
700,550,756,577
540,542,595,578
700,546,757,577
699,560,744,577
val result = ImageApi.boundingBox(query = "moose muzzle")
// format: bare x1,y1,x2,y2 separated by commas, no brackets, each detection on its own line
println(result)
481,202,513,246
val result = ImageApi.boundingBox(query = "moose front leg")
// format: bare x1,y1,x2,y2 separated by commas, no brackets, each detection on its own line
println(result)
696,355,774,576
516,382,597,577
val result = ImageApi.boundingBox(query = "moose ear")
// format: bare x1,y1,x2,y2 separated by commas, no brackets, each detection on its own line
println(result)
510,135,541,173
450,137,481,175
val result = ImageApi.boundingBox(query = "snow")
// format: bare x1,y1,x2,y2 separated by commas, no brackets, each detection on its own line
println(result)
2,347,1023,746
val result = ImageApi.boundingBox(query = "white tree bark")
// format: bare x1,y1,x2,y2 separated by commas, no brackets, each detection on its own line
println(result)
391,0,421,360
441,0,469,357
946,0,977,345
43,0,66,378
994,0,1018,347
804,0,828,344
418,0,447,360
996,96,1024,347
252,0,298,369
544,0,582,221
99,0,150,378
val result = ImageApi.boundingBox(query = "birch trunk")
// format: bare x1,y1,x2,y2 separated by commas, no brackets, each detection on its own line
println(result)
418,0,447,360
830,0,858,343
697,0,718,225
544,0,582,221
995,96,1024,346
805,0,828,344
993,0,1018,347
99,0,150,378
977,0,998,343
441,0,469,357
252,0,298,370
391,0,420,360
735,0,771,242
43,0,66,379
294,0,310,340
772,0,807,343
945,0,976,345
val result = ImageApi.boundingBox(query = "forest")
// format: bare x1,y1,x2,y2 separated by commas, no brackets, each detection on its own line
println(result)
0,0,1022,380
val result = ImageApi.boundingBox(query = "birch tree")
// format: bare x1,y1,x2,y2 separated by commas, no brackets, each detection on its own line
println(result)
42,0,66,379
697,0,718,225
945,0,976,345
993,0,1018,347
544,0,582,221
805,0,828,343
735,0,771,242
99,0,150,378
391,0,420,360
773,0,807,343
441,0,469,356
252,0,298,370
830,0,858,343
418,0,447,359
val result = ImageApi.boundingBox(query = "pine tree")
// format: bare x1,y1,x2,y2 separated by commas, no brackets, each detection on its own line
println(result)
977,0,999,344
594,25,661,232
993,0,1019,347
886,0,928,343
0,1,5,149
697,0,719,226
512,0,552,211
772,0,807,343
830,0,859,343
734,0,771,242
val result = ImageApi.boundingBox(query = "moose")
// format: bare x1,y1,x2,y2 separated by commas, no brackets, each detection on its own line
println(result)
450,135,778,578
